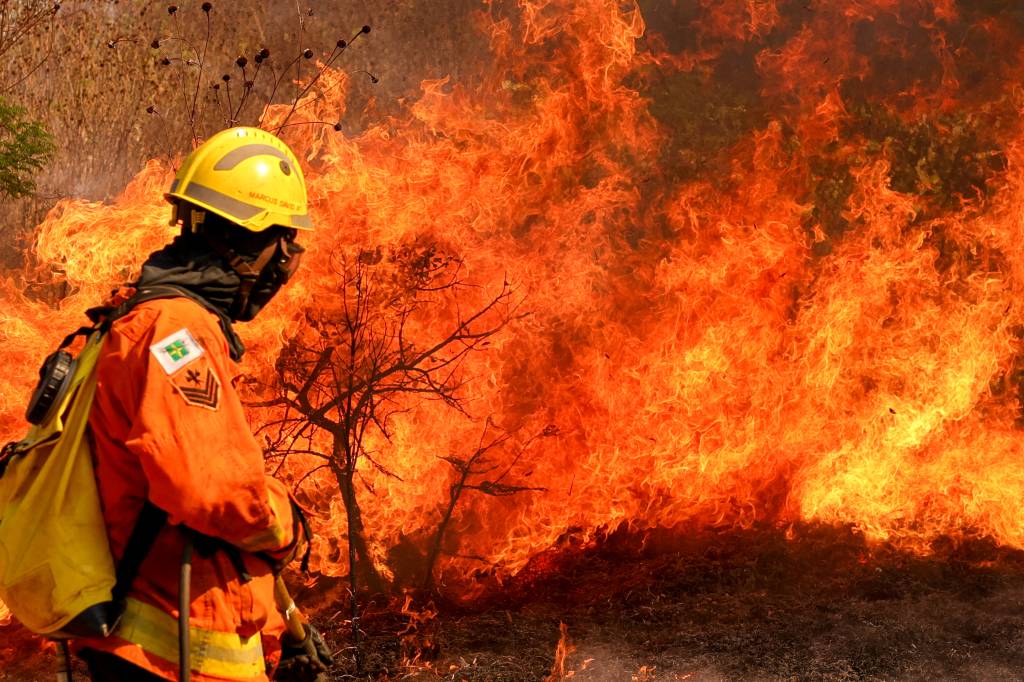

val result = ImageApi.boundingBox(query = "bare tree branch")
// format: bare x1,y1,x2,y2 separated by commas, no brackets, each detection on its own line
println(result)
263,242,524,602
422,419,550,592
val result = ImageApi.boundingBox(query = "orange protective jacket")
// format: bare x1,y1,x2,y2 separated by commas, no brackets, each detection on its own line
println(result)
76,296,295,682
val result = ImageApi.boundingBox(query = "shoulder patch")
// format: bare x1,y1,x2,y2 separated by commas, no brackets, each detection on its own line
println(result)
150,328,204,375
171,358,221,410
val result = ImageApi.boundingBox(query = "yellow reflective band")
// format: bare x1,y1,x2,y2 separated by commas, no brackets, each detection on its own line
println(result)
237,497,289,552
117,598,265,680
183,182,264,221
213,144,288,171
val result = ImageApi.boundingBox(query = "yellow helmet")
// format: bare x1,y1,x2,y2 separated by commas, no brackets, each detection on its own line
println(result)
166,126,312,232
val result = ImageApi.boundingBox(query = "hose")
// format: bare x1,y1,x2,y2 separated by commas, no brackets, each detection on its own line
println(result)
179,534,193,682
56,640,73,682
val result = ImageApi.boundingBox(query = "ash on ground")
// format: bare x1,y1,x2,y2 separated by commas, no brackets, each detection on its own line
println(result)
5,524,1024,681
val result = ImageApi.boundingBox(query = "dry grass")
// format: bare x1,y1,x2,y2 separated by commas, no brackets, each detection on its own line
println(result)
299,525,1024,681
0,0,485,266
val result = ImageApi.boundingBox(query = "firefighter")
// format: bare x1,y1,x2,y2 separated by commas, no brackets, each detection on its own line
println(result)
74,127,333,681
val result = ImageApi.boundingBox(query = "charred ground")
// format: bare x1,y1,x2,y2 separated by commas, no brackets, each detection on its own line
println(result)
317,527,1024,680
4,530,1024,681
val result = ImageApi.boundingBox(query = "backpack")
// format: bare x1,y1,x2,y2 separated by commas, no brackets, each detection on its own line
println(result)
0,285,235,639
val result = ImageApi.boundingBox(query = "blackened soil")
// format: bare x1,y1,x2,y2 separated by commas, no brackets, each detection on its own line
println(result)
6,524,1024,681
321,524,1024,681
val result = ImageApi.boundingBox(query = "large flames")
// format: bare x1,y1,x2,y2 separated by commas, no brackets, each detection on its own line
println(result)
4,0,1024,611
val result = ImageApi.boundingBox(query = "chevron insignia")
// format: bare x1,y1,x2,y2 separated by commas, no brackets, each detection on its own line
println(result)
173,366,221,410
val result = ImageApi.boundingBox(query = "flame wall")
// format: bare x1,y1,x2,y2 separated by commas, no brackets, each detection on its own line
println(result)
4,0,1024,598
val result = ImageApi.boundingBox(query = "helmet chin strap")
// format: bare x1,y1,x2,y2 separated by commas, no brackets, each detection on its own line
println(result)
222,241,281,320
184,206,281,319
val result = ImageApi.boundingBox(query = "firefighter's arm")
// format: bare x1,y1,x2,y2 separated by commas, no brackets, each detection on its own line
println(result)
120,301,295,553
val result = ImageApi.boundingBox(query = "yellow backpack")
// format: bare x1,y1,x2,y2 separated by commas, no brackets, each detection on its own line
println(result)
0,330,118,637
0,285,214,639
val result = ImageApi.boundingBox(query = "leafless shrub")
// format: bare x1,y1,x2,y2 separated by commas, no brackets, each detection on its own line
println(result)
424,417,551,592
255,241,523,668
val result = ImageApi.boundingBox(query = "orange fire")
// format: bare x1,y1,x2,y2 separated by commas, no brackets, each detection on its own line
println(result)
4,0,1024,615
544,622,576,681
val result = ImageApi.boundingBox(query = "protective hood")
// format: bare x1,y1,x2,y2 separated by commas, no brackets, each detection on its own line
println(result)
133,234,248,359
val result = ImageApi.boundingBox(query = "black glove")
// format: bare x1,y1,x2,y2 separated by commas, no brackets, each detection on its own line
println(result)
275,624,334,682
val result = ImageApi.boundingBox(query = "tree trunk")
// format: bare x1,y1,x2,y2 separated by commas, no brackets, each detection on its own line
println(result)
423,474,467,592
331,457,387,595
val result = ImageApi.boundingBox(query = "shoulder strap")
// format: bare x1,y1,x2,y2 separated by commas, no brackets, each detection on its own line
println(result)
89,286,241,600
93,284,245,361
112,501,169,603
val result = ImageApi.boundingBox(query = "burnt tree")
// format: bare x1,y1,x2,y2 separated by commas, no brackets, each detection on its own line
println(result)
258,243,520,600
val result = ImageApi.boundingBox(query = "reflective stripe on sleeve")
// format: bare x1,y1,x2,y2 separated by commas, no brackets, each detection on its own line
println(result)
116,598,266,680
236,495,289,552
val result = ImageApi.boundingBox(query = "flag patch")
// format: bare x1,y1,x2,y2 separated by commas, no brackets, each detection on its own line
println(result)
150,328,204,375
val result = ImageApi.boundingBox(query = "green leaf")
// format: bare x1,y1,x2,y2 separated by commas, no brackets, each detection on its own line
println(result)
0,96,54,198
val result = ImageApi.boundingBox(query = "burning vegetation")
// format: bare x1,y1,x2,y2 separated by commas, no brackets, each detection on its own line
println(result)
5,0,1024,679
